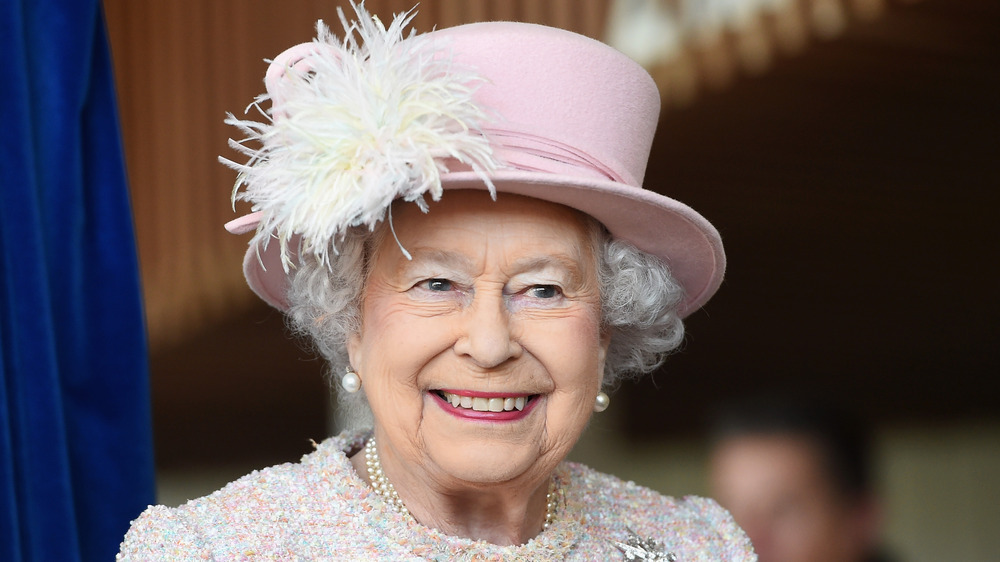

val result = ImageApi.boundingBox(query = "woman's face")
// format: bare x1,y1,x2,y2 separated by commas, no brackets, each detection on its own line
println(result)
348,190,607,490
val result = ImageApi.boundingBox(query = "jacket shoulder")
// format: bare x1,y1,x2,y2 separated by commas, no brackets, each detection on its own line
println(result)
563,462,757,561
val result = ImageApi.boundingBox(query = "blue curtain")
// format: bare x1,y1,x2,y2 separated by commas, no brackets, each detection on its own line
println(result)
0,0,154,560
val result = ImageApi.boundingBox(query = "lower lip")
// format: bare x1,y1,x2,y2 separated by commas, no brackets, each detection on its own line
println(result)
431,392,540,422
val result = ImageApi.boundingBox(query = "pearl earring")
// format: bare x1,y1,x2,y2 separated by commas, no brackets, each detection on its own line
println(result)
594,392,610,412
341,368,361,393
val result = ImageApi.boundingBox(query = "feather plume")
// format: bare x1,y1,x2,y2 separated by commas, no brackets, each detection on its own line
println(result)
221,1,500,270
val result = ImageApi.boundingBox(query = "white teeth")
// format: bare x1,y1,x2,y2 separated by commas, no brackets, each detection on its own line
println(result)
440,391,530,412
472,397,489,411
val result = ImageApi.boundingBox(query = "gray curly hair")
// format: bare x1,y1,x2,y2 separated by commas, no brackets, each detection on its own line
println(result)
286,214,685,429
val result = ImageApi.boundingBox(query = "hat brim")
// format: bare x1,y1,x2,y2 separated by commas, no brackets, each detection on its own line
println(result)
233,170,724,319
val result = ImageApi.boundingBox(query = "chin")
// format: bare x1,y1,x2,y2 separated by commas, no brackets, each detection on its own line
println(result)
437,443,543,485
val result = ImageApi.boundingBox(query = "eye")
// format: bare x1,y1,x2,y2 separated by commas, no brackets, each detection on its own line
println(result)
424,278,453,292
527,285,561,299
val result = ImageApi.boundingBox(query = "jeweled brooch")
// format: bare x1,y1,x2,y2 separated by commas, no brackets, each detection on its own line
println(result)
613,529,677,561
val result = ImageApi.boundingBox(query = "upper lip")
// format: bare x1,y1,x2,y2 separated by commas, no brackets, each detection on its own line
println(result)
435,388,534,398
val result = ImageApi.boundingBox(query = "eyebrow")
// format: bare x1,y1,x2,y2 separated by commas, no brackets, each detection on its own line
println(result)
397,248,475,274
508,255,586,286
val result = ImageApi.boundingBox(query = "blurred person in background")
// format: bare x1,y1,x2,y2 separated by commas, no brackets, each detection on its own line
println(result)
708,396,897,562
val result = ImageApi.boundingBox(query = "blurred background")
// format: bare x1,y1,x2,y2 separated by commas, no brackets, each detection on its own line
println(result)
102,0,998,560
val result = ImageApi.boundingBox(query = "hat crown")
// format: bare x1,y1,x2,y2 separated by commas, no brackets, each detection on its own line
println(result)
434,22,660,187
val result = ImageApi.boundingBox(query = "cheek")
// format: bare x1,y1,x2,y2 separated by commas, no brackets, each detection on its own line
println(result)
359,288,423,357
355,295,459,391
564,307,604,361
536,316,604,448
526,311,604,388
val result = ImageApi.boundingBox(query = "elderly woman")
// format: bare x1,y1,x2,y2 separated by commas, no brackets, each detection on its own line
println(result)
120,4,754,560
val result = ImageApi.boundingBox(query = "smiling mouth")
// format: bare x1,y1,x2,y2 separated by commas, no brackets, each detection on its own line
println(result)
434,390,536,413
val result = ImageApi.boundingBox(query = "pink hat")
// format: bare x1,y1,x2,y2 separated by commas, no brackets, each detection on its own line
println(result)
224,5,724,318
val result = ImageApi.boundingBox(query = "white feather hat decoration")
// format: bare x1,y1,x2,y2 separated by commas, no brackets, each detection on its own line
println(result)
221,1,500,270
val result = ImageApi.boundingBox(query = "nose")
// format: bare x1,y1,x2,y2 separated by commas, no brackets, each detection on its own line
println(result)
453,291,522,369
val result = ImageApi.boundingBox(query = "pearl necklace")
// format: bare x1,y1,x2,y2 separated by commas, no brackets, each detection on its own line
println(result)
364,437,558,529
364,437,410,515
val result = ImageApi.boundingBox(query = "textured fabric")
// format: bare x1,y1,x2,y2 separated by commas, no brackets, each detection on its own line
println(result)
119,431,756,561
0,1,154,561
